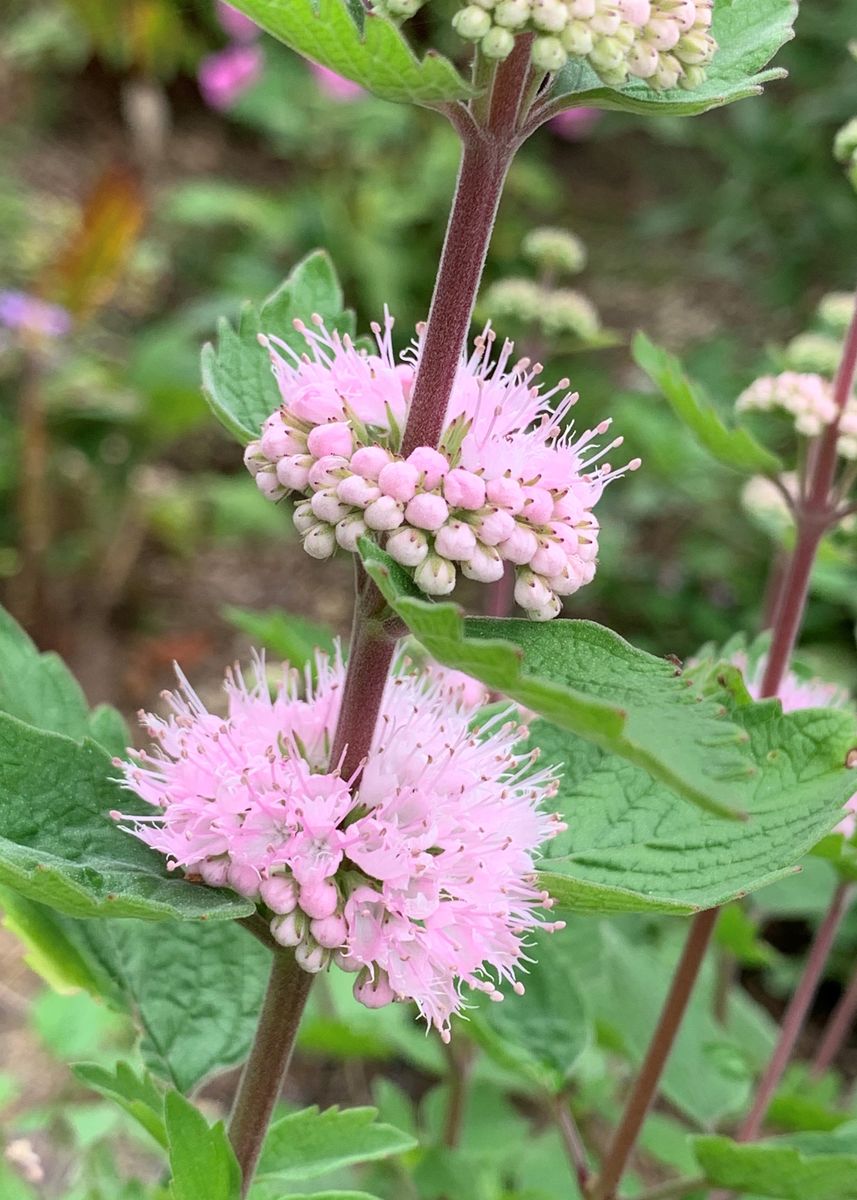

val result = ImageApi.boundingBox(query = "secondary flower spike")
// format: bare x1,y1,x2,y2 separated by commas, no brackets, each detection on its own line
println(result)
245,314,640,621
115,652,565,1040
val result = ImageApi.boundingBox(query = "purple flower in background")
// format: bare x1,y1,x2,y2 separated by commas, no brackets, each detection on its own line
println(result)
550,107,601,141
310,63,365,102
0,291,71,339
199,44,264,110
215,1,260,42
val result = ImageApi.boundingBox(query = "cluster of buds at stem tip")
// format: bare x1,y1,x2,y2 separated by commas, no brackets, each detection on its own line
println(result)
737,373,857,461
244,312,639,621
450,0,716,92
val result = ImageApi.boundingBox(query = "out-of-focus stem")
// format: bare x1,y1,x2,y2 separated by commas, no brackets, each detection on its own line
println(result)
552,1092,590,1192
13,350,50,629
811,959,857,1079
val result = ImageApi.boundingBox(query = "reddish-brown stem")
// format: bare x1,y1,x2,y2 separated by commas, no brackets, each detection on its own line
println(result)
731,883,855,1144
228,951,314,1195
811,958,857,1079
588,907,719,1200
442,1039,476,1149
552,1092,590,1192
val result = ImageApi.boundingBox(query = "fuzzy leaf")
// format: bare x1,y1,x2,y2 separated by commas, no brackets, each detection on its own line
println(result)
360,540,752,818
227,0,470,105
633,333,782,474
166,1091,241,1200
534,695,857,914
549,0,796,118
257,1106,416,1182
0,715,251,922
202,249,353,445
693,1126,857,1199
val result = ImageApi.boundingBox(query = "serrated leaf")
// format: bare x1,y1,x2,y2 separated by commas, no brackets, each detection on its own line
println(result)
202,249,354,445
227,0,470,105
633,333,782,474
0,714,251,921
548,0,796,118
73,1061,167,1149
257,1106,416,1182
535,695,857,913
468,931,591,1093
0,606,129,752
165,1091,241,1200
693,1125,857,1199
360,540,752,818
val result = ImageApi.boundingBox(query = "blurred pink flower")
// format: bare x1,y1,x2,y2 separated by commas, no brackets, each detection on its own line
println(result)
310,62,365,102
550,107,602,141
117,651,565,1039
0,291,71,338
215,1,260,42
198,44,263,110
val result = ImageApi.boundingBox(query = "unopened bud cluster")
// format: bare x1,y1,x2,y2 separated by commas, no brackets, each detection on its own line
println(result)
451,0,716,92
245,315,638,620
737,372,857,460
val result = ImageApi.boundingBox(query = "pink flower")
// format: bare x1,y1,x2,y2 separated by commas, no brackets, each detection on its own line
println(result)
736,653,857,838
198,44,263,110
310,62,365,102
0,291,70,338
245,314,639,620
215,1,260,42
550,107,602,141
116,652,565,1039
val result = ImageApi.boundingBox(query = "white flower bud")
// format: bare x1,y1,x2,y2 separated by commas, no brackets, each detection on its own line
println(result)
461,543,505,583
311,487,353,524
452,5,493,39
293,500,316,535
335,514,368,552
270,909,306,947
386,526,430,566
414,554,457,596
303,523,337,560
561,21,593,55
295,938,331,974
526,591,562,621
494,0,530,28
481,25,516,58
514,568,555,611
532,36,567,71
531,0,568,33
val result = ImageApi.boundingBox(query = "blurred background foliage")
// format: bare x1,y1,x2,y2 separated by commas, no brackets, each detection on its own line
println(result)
1,2,857,1197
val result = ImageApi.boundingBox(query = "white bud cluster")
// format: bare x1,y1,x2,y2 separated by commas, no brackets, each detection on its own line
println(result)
523,226,588,276
451,0,716,92
736,371,857,461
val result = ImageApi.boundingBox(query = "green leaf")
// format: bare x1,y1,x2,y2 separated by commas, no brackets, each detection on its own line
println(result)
257,1106,416,1182
811,833,857,884
223,606,337,667
469,931,591,1093
715,903,776,967
632,333,782,474
73,1061,167,1149
227,0,470,105
0,884,107,993
0,606,129,752
693,1125,857,1199
360,539,753,818
549,0,796,118
165,1091,241,1200
534,695,857,913
202,249,354,445
0,714,251,921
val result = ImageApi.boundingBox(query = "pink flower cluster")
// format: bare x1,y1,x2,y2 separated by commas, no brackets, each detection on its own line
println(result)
198,3,263,111
737,372,857,459
116,652,565,1038
244,315,639,620
738,654,857,838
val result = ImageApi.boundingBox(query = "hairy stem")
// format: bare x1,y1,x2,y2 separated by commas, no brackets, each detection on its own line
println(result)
811,958,857,1079
228,951,314,1195
734,882,855,1142
588,907,719,1200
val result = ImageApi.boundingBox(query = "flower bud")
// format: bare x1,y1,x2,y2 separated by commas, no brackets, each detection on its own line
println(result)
443,468,486,510
337,474,381,508
351,445,392,479
514,568,555,611
407,446,449,490
498,524,539,564
405,492,450,531
311,487,352,524
333,949,363,973
307,421,354,459
378,460,420,501
415,554,457,596
310,913,348,949
486,476,525,513
335,514,368,552
532,36,567,72
354,967,397,1008
520,486,554,526
300,879,339,919
243,440,264,477
227,862,259,898
199,856,230,887
527,591,562,621
435,520,478,561
303,523,337,559
475,507,518,545
386,526,430,566
530,539,567,578
561,21,594,55
652,54,682,89
568,0,595,15
481,25,515,58
293,500,316,535
255,470,285,501
627,40,659,78
270,909,306,947
461,543,504,583
295,939,330,974
548,559,587,595
531,0,568,33
452,4,493,39
675,30,715,65
591,7,620,35
274,455,311,491
364,495,405,531
260,874,299,914
679,64,706,90
646,16,681,50
308,454,349,489
619,0,651,23
494,0,530,28
261,419,304,460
